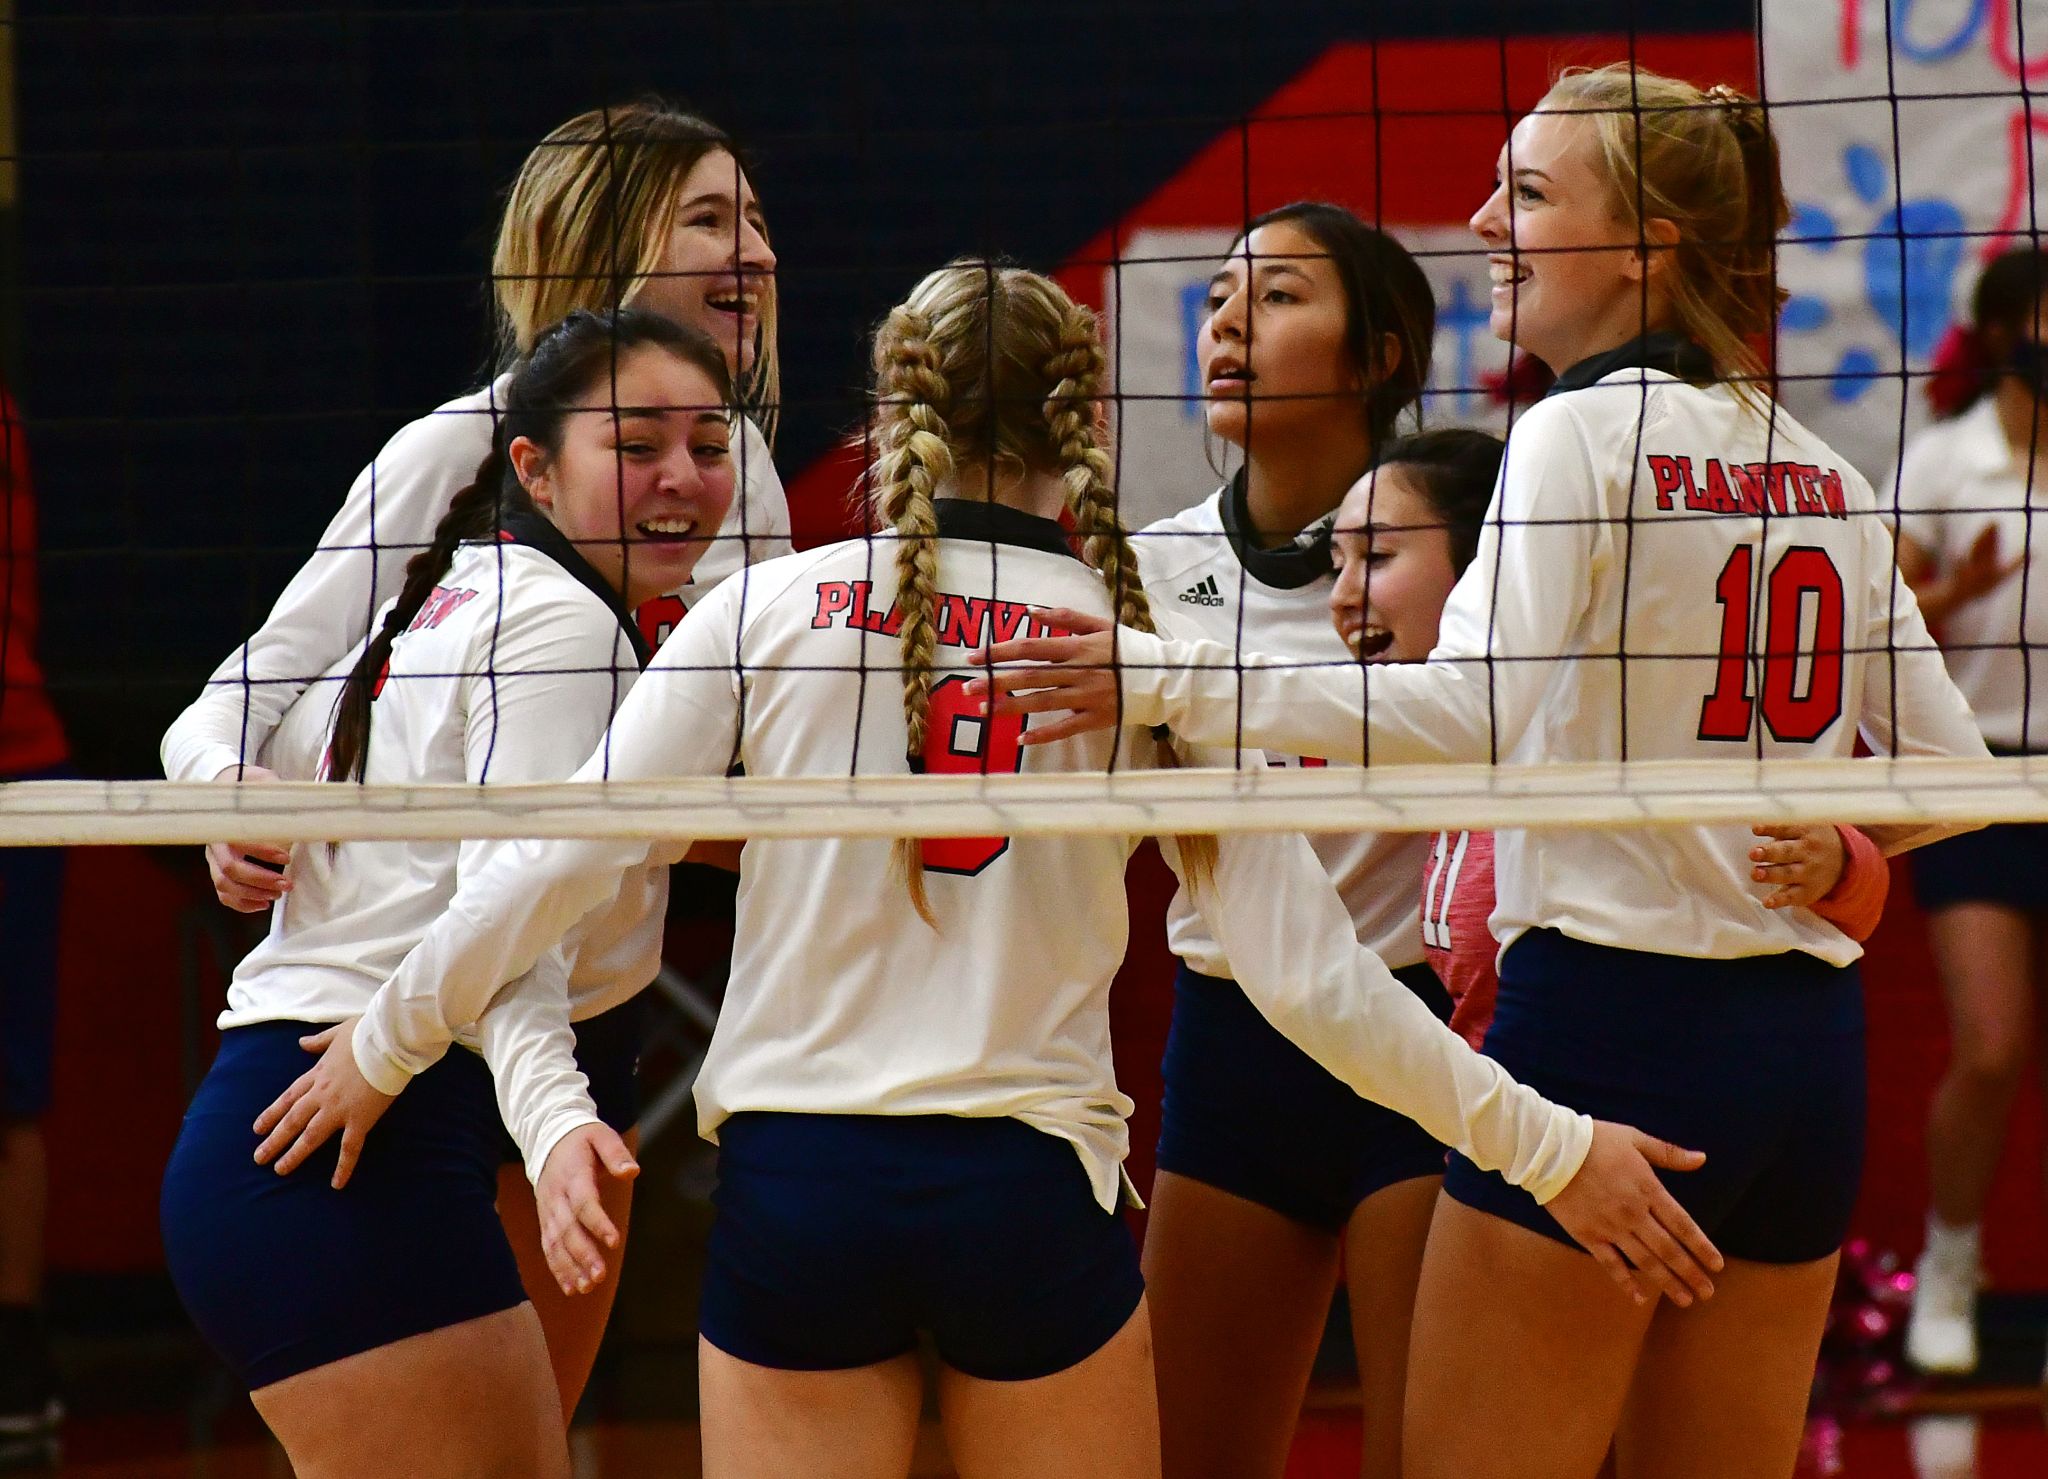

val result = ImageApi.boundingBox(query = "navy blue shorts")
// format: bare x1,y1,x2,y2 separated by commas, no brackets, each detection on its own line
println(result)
1156,961,1454,1233
1443,929,1866,1266
0,841,65,1121
496,993,648,1164
701,1113,1144,1382
161,1022,526,1390
1908,821,2048,913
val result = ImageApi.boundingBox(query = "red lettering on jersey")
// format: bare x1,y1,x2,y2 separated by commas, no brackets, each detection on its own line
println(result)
406,585,480,634
936,593,990,649
1678,456,1712,512
1818,468,1847,518
1727,462,1767,516
848,581,907,637
1027,613,1075,639
635,593,687,651
1703,458,1737,514
812,581,853,629
1647,454,1686,511
988,600,1033,644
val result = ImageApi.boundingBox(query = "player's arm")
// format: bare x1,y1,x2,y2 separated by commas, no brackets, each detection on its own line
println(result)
971,400,1603,765
350,581,745,1094
162,400,490,784
1854,513,1993,854
1160,741,1718,1306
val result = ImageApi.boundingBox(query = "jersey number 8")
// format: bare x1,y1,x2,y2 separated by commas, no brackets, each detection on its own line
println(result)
919,675,1028,874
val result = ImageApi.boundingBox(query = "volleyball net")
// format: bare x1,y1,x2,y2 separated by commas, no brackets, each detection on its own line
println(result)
15,1,2048,848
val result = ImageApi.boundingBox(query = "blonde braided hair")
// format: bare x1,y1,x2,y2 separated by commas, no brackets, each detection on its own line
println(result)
869,261,1215,924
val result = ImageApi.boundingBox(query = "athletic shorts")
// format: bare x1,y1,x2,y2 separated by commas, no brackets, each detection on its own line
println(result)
700,1112,1144,1382
1443,928,1866,1266
0,838,66,1121
1155,961,1454,1233
160,1022,526,1390
1908,821,2048,913
496,992,648,1165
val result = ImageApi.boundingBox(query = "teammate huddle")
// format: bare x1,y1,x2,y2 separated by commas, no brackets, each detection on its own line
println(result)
156,64,1991,1479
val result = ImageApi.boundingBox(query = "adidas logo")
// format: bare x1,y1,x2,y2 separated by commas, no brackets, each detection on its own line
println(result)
1178,575,1225,607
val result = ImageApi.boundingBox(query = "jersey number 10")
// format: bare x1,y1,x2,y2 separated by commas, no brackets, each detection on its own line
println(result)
920,676,1028,874
1698,544,1846,744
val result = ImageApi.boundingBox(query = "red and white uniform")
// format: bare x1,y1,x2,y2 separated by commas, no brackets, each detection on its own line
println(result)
0,387,69,777
348,503,1593,1207
161,378,788,785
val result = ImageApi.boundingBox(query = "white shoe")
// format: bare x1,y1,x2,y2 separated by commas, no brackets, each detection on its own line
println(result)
1906,1245,1980,1375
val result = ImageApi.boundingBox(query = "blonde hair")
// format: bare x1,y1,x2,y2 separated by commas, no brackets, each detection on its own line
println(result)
490,100,781,443
868,259,1215,925
1539,64,1789,405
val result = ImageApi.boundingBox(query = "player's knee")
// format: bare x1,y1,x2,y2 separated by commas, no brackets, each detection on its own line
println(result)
1948,1027,2032,1095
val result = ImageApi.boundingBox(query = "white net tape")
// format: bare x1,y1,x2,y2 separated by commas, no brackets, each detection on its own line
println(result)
8,756,2048,847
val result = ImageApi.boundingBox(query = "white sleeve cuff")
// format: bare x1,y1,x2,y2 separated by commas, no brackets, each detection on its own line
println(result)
1523,1110,1596,1207
525,1110,605,1188
351,1013,424,1097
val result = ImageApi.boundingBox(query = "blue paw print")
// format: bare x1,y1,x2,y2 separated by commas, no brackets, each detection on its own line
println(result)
1782,142,1967,404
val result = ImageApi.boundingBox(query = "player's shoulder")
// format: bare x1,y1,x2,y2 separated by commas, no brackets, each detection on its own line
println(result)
696,540,849,626
379,376,506,466
1137,489,1229,586
442,540,628,654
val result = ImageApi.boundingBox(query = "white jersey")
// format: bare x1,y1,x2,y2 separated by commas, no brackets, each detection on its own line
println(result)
1887,396,2048,750
351,500,1591,1205
1140,485,1426,973
222,528,666,1094
161,377,789,785
1115,352,1989,965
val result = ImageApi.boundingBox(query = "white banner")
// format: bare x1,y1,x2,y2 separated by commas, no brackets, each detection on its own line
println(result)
1765,0,2048,481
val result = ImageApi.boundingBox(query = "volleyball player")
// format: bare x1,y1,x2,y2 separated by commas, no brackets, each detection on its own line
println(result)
968,66,1989,1477
1325,434,1895,1053
1133,206,1450,1479
158,310,736,1478
159,99,787,1414
260,262,1719,1479
1889,247,2048,1376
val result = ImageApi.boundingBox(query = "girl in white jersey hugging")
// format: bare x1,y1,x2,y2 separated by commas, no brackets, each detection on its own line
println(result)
308,261,1717,1478
970,65,1990,1479
158,308,739,1479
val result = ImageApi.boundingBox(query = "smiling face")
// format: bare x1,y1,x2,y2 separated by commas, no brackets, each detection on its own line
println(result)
1199,219,1364,451
1328,465,1461,663
633,149,776,380
511,345,738,609
1469,107,1669,371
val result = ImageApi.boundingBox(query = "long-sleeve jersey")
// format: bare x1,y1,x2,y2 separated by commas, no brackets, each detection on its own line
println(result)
1110,359,1989,965
223,522,666,1104
350,499,1592,1205
161,378,788,784
1138,483,1426,973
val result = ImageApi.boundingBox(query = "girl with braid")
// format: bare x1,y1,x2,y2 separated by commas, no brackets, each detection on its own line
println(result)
164,97,788,1420
158,309,739,1478
318,260,1716,1479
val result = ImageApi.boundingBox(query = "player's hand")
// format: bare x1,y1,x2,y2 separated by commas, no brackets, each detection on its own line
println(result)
1946,524,2024,608
1544,1120,1721,1307
206,763,292,912
251,1019,396,1189
964,607,1123,744
1749,823,1846,910
535,1124,641,1296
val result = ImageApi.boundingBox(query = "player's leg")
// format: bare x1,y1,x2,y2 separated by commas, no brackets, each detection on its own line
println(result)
1342,1174,1441,1479
698,1340,923,1479
252,1304,569,1479
1912,900,2033,1371
937,1299,1160,1479
496,1127,637,1419
1140,1170,1340,1479
0,843,64,1438
1402,1194,1656,1479
1610,1254,1836,1479
163,1022,550,1473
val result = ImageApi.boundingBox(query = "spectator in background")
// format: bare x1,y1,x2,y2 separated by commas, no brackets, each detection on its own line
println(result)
0,380,72,1445
1891,247,2048,1378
